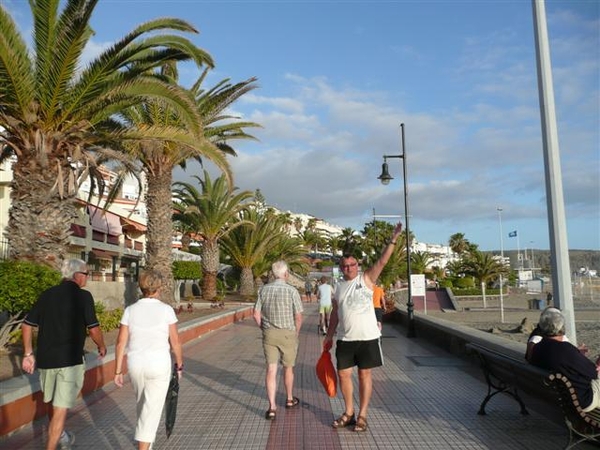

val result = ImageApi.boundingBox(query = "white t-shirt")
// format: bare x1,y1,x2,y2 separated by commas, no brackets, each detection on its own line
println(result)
334,275,380,341
318,284,332,307
121,298,177,369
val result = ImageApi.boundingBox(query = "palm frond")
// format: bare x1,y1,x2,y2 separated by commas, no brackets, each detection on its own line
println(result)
0,6,35,114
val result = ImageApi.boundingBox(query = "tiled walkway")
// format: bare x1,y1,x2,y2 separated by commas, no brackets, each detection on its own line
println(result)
1,303,595,449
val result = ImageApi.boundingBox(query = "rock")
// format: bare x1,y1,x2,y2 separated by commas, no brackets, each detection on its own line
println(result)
518,317,534,334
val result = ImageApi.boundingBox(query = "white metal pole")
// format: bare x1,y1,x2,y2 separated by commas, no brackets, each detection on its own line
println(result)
497,207,505,323
532,0,576,342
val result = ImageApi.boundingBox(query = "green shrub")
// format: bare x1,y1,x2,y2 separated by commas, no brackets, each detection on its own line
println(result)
173,261,201,280
94,302,122,332
453,288,482,296
454,277,475,289
440,279,453,288
0,261,62,315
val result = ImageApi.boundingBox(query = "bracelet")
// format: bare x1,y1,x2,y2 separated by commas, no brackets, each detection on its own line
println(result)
387,241,397,245
115,372,122,375
175,364,184,371
24,352,34,357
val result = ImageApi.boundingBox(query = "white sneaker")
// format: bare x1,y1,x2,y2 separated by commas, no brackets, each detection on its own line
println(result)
59,430,75,449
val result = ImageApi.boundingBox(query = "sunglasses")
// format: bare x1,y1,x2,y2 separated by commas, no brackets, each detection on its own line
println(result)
341,263,358,269
77,271,90,276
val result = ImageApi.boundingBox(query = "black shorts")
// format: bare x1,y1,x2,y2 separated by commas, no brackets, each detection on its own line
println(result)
335,338,383,370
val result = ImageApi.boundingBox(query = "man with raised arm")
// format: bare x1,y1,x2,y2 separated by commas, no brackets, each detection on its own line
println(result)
324,222,403,432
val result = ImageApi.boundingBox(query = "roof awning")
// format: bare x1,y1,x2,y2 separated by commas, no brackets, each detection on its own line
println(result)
88,206,122,236
121,217,147,232
91,249,120,259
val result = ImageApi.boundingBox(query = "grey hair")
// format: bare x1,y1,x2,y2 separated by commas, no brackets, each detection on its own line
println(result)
271,260,289,279
61,259,88,279
538,307,566,337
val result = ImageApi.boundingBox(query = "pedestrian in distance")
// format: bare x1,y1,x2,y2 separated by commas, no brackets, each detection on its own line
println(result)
305,278,313,302
372,282,386,331
254,260,303,420
317,276,333,335
324,222,403,433
114,270,183,450
21,259,106,450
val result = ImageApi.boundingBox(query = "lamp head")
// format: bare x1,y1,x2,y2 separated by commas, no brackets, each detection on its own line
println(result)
378,161,393,185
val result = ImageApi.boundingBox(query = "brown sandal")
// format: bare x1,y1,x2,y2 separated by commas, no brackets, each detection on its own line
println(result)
332,412,356,428
354,416,368,432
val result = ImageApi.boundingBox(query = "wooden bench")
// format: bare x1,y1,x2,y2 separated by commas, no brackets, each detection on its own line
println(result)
466,342,548,416
545,372,600,450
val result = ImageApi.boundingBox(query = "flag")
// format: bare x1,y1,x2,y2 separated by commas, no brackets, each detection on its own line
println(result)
508,230,517,238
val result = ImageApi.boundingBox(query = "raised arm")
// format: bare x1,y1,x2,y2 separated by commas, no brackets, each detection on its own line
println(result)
364,222,403,288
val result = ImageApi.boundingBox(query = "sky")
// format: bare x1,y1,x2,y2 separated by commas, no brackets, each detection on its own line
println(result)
4,0,599,251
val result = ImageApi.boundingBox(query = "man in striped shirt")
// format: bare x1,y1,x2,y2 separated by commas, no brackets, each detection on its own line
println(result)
254,260,304,420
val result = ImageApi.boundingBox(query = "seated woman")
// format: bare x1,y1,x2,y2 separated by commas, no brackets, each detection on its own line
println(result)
529,308,600,412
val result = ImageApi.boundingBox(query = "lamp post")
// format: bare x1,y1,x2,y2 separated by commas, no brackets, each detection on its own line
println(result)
377,123,415,338
497,207,505,323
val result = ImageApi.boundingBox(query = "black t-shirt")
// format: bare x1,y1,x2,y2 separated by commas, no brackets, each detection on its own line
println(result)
24,280,100,369
530,338,597,409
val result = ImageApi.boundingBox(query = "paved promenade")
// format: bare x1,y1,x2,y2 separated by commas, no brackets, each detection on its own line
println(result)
1,303,595,449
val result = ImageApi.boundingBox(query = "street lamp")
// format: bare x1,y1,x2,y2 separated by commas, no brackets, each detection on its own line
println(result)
497,207,505,323
377,123,415,338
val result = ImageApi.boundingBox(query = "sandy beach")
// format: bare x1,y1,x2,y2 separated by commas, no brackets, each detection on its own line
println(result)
426,293,600,361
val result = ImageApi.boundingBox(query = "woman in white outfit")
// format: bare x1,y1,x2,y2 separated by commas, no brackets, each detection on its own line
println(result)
114,270,183,450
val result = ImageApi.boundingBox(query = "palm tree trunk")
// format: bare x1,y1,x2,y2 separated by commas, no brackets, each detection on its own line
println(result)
481,281,487,308
239,267,254,296
145,170,175,304
7,159,76,269
201,239,219,301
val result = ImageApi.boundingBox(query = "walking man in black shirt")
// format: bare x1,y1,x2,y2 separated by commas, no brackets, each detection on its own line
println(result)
21,259,106,449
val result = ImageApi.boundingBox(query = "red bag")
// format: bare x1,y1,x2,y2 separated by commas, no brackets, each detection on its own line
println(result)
316,350,337,397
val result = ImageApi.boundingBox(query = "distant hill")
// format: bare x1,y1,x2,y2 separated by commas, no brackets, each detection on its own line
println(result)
490,249,599,273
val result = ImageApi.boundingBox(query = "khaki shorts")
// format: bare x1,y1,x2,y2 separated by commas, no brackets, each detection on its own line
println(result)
39,364,85,408
262,328,298,367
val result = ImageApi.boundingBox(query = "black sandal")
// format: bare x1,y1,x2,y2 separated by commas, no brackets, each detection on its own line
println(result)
265,409,276,420
332,412,356,428
285,396,300,408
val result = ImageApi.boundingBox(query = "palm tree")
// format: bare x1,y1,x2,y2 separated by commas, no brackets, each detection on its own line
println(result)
0,0,213,267
340,227,361,257
463,250,508,308
220,208,289,296
173,171,253,301
411,250,433,275
255,235,309,284
121,64,259,303
449,233,470,256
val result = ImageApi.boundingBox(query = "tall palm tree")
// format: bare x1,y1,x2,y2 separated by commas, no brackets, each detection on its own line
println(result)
449,233,470,256
173,171,253,301
0,0,213,267
254,234,309,285
220,208,289,296
463,250,508,308
121,64,259,303
340,227,361,256
411,250,433,275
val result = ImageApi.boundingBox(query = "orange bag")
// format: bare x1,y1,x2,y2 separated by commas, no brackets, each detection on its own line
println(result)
316,350,337,397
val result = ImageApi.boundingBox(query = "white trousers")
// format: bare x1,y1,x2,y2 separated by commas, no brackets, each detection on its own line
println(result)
128,363,171,443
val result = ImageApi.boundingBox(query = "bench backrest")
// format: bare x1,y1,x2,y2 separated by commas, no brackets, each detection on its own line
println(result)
546,373,600,432
466,342,551,398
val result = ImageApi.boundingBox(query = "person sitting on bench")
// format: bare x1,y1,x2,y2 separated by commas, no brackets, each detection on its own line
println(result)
529,308,600,412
